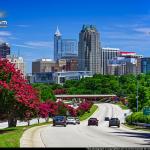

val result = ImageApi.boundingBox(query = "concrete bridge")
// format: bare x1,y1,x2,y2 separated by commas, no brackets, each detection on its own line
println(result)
55,94,117,101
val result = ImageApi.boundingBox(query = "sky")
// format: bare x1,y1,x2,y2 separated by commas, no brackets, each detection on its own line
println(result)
0,0,150,73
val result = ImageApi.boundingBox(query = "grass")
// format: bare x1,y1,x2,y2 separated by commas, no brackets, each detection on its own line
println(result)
116,101,128,110
123,123,150,132
79,105,98,121
0,105,98,147
0,121,52,148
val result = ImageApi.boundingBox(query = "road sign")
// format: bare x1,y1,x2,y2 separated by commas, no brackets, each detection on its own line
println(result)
143,107,150,115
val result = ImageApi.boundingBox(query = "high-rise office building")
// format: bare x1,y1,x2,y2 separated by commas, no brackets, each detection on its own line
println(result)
0,42,10,58
141,57,150,74
32,59,56,73
61,39,77,57
54,26,62,61
78,25,101,74
6,55,25,76
102,47,120,75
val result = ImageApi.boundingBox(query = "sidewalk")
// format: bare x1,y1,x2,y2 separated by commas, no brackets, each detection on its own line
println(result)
20,125,48,147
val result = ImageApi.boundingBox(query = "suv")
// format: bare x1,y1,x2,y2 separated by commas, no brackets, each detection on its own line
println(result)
53,116,66,127
75,117,80,124
88,118,99,126
66,117,76,125
109,118,120,128
104,117,110,121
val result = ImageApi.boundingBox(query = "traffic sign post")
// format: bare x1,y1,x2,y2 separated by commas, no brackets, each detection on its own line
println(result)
143,107,150,115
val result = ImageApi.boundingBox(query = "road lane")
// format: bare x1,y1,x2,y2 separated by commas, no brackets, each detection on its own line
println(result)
40,103,150,147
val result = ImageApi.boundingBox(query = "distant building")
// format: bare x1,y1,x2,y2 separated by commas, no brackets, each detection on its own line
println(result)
54,26,62,61
6,55,25,76
141,57,150,74
32,59,56,73
0,42,10,58
107,51,143,75
61,39,77,57
27,72,54,84
102,47,120,75
78,25,101,74
53,71,93,85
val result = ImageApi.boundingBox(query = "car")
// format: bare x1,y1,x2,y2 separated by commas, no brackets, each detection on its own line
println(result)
66,117,76,125
75,117,80,124
53,116,66,127
109,118,120,127
88,118,99,126
104,117,110,121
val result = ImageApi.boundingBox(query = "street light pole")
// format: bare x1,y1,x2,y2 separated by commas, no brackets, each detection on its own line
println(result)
136,78,138,112
136,61,139,112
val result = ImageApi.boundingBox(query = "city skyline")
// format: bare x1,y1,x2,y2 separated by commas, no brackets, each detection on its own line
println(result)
0,0,150,73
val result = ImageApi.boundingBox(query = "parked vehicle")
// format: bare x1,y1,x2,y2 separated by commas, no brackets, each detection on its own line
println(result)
66,117,76,125
53,116,66,127
109,118,120,127
104,117,110,121
75,117,80,124
88,118,99,126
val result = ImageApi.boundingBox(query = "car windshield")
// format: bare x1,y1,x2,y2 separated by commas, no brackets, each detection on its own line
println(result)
54,116,65,121
67,117,74,120
89,118,97,120
111,118,118,120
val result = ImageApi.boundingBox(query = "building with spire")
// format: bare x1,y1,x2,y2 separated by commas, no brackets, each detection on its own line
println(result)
54,26,62,61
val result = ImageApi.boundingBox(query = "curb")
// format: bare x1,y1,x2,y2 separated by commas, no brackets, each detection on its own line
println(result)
20,125,49,147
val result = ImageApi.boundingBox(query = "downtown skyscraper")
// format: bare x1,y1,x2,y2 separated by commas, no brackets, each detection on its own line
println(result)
54,27,77,61
54,26,62,61
78,25,101,74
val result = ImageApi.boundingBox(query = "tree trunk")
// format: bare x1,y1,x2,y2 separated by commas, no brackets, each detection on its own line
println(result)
27,120,30,126
37,118,40,124
8,116,17,127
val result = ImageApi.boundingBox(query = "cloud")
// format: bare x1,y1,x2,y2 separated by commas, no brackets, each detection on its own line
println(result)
13,41,54,49
25,41,53,48
12,44,35,49
0,31,11,36
0,37,6,42
134,27,150,35
16,25,30,28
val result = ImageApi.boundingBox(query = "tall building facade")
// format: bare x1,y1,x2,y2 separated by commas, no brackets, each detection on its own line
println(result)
6,55,25,76
32,59,56,73
0,42,10,58
78,25,101,74
54,26,62,61
102,47,120,75
108,52,142,75
61,39,77,57
141,57,150,74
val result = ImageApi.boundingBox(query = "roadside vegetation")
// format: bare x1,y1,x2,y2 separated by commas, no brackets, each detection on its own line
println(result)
79,105,98,121
0,121,52,148
126,112,150,124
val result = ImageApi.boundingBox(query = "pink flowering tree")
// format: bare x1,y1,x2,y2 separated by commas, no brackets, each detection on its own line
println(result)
0,59,40,127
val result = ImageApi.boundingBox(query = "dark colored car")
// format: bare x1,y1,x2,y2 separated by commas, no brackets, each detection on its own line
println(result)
109,118,120,127
75,117,80,124
88,118,99,126
104,117,110,121
53,116,66,127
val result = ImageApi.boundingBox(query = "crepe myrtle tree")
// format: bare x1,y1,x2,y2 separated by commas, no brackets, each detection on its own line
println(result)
0,59,40,127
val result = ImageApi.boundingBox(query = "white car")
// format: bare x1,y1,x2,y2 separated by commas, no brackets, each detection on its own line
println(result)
66,117,76,125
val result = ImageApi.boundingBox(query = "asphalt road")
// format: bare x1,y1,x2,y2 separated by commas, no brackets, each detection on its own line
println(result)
40,103,150,147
